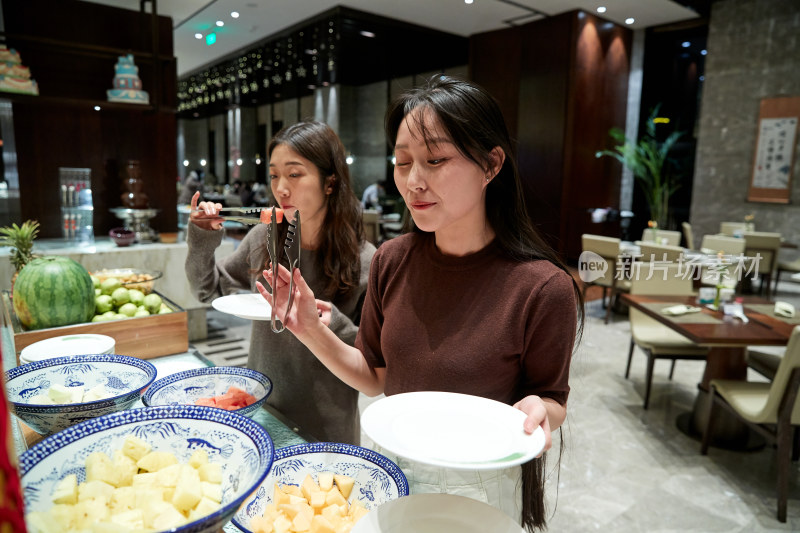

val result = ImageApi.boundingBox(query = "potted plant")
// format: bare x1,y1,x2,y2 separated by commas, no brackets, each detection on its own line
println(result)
0,219,40,288
596,106,683,229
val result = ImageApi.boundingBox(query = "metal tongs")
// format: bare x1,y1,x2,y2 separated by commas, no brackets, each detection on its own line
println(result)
266,206,300,333
191,206,266,225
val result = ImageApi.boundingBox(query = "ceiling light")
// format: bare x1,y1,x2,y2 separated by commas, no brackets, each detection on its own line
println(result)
231,11,240,18
206,33,216,46
597,6,607,13
360,31,375,38
236,158,243,166
682,41,691,48
699,76,705,81
93,106,101,111
194,33,203,40
200,159,207,166
625,17,634,24
183,160,189,167
701,49,708,55
216,20,224,27
465,0,474,4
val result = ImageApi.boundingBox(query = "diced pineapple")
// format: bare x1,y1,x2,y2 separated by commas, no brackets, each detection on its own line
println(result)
48,503,77,529
73,495,111,529
187,496,220,521
287,494,307,505
349,504,369,523
48,383,82,404
151,505,186,530
188,448,209,469
52,474,78,505
121,435,151,462
250,515,274,533
308,490,327,509
25,511,62,533
273,514,293,533
282,484,303,497
154,463,183,488
85,452,117,486
83,383,109,402
333,475,354,499
279,502,314,522
78,480,115,502
310,514,336,533
324,488,347,508
318,471,334,492
109,508,145,529
131,472,158,487
109,486,135,514
172,464,202,512
291,510,313,532
301,474,320,501
112,450,138,487
90,522,134,533
137,450,178,472
198,461,222,483
201,480,222,503
321,503,345,522
273,483,291,506
142,500,174,529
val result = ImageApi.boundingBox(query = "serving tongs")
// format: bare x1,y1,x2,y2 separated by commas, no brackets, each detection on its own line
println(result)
191,206,265,225
266,207,300,333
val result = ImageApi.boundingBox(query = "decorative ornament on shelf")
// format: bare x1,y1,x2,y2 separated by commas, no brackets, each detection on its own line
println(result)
0,46,39,95
744,213,755,232
107,54,149,105
648,220,658,243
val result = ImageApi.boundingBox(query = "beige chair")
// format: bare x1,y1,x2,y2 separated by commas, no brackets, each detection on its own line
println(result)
641,228,681,246
625,262,708,409
699,234,746,290
747,345,784,380
742,231,782,299
682,221,695,250
701,326,800,522
581,234,630,324
720,221,749,236
638,242,685,263
362,209,381,246
774,256,800,295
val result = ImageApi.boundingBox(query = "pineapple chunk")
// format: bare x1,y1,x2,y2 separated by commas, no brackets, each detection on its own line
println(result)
131,472,158,487
48,504,77,529
308,490,327,509
154,463,183,488
333,475,354,499
188,496,221,522
198,461,222,483
310,514,336,533
325,488,347,508
25,511,62,533
85,452,117,486
318,471,334,492
110,486,136,514
137,450,178,472
83,383,109,402
349,504,369,523
172,464,202,512
52,474,78,505
273,483,291,506
301,474,320,501
273,514,293,533
73,495,111,529
282,484,303,497
112,450,138,487
321,503,345,521
188,448,209,468
78,480,115,501
201,480,222,503
109,509,145,529
48,383,83,404
151,505,186,530
121,435,151,462
292,510,313,532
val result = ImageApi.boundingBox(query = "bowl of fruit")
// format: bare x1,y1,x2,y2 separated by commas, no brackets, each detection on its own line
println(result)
20,404,275,533
142,366,273,419
91,268,163,295
4,354,157,436
232,442,409,533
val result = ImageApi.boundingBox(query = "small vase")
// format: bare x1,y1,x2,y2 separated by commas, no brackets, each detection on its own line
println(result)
713,284,722,310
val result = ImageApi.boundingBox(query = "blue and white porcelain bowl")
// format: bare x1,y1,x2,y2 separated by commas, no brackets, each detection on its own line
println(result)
142,366,273,418
20,405,275,533
5,354,157,435
232,442,409,533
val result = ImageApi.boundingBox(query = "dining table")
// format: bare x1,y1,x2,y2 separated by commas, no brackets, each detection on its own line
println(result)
620,293,798,450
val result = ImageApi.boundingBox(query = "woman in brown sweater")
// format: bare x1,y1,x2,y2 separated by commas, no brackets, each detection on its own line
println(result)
260,77,584,531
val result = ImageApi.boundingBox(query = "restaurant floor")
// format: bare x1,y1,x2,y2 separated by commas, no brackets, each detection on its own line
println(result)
202,278,800,532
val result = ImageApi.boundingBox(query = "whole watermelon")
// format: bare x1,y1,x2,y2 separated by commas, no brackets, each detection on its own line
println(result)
13,256,95,330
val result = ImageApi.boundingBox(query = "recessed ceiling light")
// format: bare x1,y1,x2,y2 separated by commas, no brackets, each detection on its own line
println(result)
682,41,691,48
465,0,474,4
360,31,375,38
625,17,634,24
93,106,101,111
597,6,607,13
194,33,203,40
701,49,708,55
216,20,224,27
231,11,240,18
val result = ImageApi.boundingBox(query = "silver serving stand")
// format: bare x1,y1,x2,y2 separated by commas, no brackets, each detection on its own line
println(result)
110,207,160,243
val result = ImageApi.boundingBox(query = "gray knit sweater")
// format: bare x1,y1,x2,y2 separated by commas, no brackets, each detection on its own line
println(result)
185,222,376,444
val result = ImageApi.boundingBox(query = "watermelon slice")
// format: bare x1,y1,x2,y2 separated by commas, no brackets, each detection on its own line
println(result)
195,386,258,411
260,208,284,224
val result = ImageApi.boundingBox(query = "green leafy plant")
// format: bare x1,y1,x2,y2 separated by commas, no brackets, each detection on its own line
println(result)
596,106,683,228
0,219,40,273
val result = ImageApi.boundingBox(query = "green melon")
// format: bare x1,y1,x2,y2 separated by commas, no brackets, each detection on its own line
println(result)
13,256,95,330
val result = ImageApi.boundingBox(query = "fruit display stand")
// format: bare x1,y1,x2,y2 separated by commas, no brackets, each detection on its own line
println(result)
1,290,188,365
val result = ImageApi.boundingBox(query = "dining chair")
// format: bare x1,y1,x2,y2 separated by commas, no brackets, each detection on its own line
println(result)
701,326,800,522
362,209,381,246
641,228,682,246
698,234,747,290
625,262,708,409
774,256,800,295
638,242,685,263
580,234,630,324
682,221,695,250
720,221,749,236
742,231,782,299
747,345,784,380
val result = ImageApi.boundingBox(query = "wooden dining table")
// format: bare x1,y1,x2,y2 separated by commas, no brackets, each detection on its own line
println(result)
621,293,797,450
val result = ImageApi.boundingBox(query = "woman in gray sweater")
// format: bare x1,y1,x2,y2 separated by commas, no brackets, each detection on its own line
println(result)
186,121,376,444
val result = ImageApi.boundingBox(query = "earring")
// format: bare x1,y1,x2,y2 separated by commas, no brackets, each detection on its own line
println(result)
485,176,491,182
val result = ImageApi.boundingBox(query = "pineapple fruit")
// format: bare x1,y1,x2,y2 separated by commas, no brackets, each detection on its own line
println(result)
0,219,40,278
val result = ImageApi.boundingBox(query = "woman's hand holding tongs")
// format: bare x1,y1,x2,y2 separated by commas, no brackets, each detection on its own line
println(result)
257,265,325,337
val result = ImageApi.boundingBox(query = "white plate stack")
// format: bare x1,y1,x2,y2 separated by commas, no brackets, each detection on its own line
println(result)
19,334,116,365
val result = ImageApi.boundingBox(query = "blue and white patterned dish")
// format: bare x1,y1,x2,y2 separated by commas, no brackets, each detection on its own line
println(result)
20,405,275,533
5,354,157,435
232,442,409,533
142,366,273,418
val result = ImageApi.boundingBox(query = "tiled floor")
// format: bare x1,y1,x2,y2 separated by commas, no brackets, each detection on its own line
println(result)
201,278,800,532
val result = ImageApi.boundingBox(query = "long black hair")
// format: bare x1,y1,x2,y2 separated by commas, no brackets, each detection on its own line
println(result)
386,75,585,531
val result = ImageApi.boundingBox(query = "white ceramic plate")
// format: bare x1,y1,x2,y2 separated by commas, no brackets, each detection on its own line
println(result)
20,334,115,364
212,293,272,321
361,391,545,470
351,493,524,533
